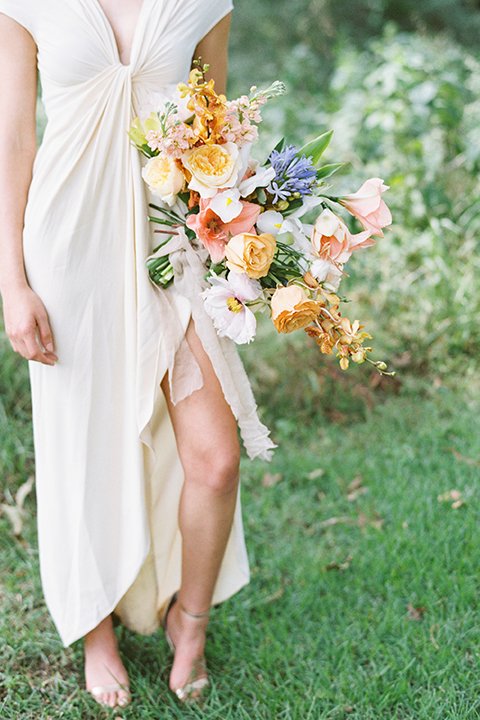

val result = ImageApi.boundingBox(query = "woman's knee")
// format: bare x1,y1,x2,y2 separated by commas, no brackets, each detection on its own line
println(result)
183,443,240,494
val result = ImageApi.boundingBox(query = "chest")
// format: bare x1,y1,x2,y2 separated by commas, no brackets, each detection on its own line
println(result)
34,0,201,89
95,0,144,65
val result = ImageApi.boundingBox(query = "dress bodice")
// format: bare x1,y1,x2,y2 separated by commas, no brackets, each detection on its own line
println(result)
0,0,233,120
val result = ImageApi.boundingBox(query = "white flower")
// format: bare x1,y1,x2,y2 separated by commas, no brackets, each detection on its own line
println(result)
202,272,262,344
310,258,343,291
238,159,276,197
293,194,324,216
256,210,311,263
209,189,243,223
257,195,323,254
256,210,284,235
142,154,185,206
281,217,312,255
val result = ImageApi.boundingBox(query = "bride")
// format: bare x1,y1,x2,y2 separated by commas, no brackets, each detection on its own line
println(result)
0,0,273,708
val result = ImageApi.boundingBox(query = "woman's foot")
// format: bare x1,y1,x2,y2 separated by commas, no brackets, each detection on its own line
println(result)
84,615,131,708
164,598,210,702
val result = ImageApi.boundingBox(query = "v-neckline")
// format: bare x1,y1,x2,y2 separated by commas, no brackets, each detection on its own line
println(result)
93,0,148,67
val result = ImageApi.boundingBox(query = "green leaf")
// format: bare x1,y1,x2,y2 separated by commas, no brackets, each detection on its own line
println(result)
177,191,191,205
316,163,343,180
139,144,156,158
257,188,267,204
264,137,286,165
297,130,333,166
282,198,304,216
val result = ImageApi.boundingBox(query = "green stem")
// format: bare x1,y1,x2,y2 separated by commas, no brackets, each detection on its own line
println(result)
148,216,177,226
149,204,184,223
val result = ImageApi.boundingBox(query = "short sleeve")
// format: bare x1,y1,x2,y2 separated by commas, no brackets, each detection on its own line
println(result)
0,1,35,39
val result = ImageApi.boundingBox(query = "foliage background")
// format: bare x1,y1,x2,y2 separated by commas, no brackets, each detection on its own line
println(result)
2,2,480,717
227,0,480,430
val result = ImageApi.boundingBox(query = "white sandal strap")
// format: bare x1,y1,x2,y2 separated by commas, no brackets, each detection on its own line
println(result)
175,677,209,701
90,683,130,696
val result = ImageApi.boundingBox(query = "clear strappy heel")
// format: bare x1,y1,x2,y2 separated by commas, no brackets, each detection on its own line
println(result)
161,592,210,703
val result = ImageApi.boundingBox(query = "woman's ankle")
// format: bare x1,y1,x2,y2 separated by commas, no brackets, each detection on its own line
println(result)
84,615,118,650
169,600,209,646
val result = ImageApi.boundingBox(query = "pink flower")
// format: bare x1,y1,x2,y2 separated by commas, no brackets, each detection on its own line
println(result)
145,130,163,152
339,178,392,238
219,111,259,147
311,209,373,265
219,112,243,143
186,197,261,262
239,118,259,144
202,272,262,344
146,120,196,159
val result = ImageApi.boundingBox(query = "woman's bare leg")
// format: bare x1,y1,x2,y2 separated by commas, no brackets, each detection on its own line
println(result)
161,319,241,694
84,615,130,708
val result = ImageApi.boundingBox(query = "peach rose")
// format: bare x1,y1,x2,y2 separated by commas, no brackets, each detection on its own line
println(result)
339,178,392,238
270,285,322,334
182,142,243,198
225,232,276,279
142,154,185,207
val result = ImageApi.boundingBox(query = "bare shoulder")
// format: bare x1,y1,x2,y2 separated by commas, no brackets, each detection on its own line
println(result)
0,12,37,65
0,15,37,130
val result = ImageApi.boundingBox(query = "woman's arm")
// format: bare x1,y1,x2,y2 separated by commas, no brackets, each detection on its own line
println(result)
0,15,57,365
193,12,232,96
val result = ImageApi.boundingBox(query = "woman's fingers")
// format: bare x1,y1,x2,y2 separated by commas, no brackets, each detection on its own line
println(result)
36,310,57,359
12,321,55,365
4,288,58,365
23,328,57,365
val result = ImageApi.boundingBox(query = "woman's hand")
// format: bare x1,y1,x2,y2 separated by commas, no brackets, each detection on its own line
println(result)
3,285,58,366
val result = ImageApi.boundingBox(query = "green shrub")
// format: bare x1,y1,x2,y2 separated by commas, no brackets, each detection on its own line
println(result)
233,30,480,384
324,30,480,373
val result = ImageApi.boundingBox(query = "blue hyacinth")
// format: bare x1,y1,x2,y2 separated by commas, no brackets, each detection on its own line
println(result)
266,145,317,203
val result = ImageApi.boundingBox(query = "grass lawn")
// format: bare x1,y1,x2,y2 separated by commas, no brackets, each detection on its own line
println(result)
1,337,480,719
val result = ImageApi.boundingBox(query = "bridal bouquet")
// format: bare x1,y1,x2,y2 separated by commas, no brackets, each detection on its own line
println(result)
129,63,393,372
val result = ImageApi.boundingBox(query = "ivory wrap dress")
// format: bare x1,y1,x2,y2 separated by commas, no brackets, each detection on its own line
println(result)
0,0,274,647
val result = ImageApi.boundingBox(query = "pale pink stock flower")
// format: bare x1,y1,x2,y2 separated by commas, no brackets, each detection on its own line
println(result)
202,271,262,344
186,197,261,262
220,113,243,143
161,122,196,157
240,118,258,144
340,178,392,237
219,112,259,147
220,96,264,146
145,130,163,152
146,119,196,158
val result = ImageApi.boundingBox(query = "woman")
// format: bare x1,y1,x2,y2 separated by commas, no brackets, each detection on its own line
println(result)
0,0,273,709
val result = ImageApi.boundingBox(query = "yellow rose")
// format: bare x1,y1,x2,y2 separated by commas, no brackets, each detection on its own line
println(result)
142,154,185,207
270,285,322,334
182,142,242,198
225,233,276,279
